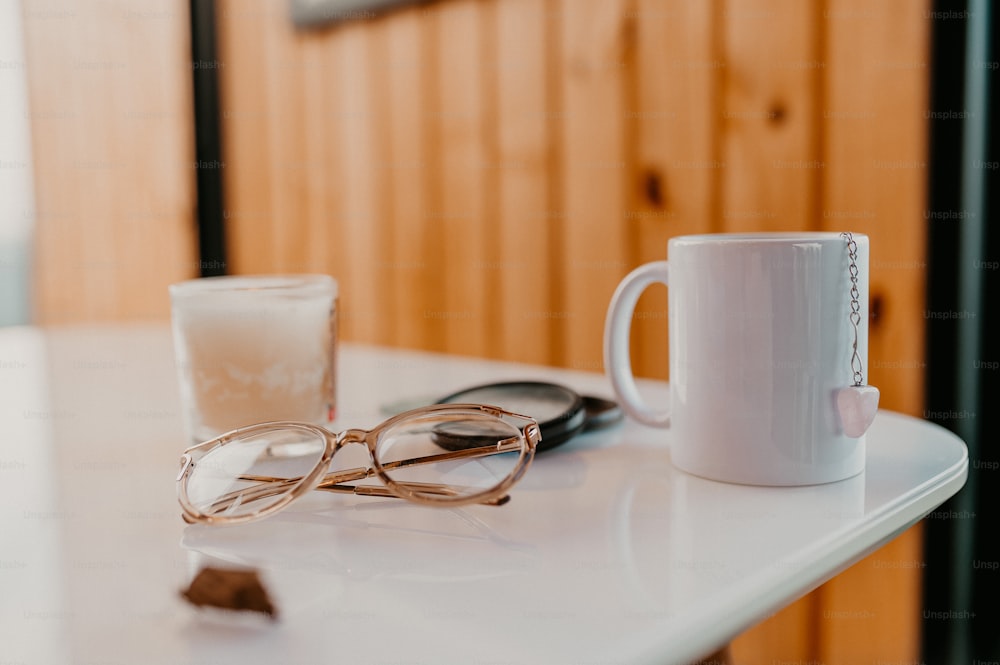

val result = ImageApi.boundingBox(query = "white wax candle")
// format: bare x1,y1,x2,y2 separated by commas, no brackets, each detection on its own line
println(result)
170,275,337,441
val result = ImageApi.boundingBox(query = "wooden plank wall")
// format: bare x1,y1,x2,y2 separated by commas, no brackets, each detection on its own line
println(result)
23,0,198,322
22,0,930,661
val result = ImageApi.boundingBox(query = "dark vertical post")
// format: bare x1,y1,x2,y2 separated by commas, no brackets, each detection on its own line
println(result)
922,0,967,661
923,0,996,661
189,0,227,277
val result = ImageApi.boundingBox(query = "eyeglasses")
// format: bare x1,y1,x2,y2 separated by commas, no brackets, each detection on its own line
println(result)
176,404,542,526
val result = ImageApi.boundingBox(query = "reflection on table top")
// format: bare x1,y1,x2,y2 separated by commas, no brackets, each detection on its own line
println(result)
0,324,968,665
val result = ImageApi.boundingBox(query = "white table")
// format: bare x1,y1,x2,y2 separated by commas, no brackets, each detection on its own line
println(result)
0,325,968,665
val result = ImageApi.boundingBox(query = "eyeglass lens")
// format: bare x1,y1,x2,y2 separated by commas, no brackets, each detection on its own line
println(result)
186,428,327,519
375,412,524,501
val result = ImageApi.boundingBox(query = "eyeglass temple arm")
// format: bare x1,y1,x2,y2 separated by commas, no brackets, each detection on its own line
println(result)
318,481,510,506
243,435,522,488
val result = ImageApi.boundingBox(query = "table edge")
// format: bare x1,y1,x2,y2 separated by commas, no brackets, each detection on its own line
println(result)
623,411,970,665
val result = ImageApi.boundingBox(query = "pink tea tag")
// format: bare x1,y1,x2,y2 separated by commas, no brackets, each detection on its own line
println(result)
837,385,880,438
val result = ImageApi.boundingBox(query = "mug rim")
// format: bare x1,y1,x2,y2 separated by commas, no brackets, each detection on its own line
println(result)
670,232,866,245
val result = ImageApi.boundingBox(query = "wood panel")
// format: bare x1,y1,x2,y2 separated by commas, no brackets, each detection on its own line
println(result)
815,1,930,662
494,0,556,364
383,8,442,351
216,0,277,273
259,1,310,273
720,0,821,232
336,21,395,345
433,0,493,356
300,31,337,277
733,597,818,665
23,0,198,322
557,0,630,371
630,0,718,380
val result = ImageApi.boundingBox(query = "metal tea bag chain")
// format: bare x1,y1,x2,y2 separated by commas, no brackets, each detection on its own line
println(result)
836,232,880,438
845,232,866,386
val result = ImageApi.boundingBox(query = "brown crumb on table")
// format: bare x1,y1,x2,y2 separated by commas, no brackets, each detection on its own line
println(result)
180,566,278,619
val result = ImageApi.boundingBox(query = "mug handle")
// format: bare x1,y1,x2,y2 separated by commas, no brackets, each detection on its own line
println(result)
603,261,671,427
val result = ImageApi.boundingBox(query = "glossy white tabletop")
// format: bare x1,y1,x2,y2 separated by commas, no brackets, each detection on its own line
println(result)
0,325,968,665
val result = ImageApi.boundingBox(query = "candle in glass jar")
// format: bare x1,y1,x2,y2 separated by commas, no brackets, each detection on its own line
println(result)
170,275,337,442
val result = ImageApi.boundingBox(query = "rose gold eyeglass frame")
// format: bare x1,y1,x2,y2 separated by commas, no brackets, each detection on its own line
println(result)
177,404,542,526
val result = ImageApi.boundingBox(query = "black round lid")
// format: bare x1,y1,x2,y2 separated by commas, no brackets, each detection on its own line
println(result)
436,381,586,452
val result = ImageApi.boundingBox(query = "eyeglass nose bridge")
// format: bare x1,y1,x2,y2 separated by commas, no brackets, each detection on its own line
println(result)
335,428,373,450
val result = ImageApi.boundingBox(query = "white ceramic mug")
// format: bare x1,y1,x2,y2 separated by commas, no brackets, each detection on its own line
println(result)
604,233,872,486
